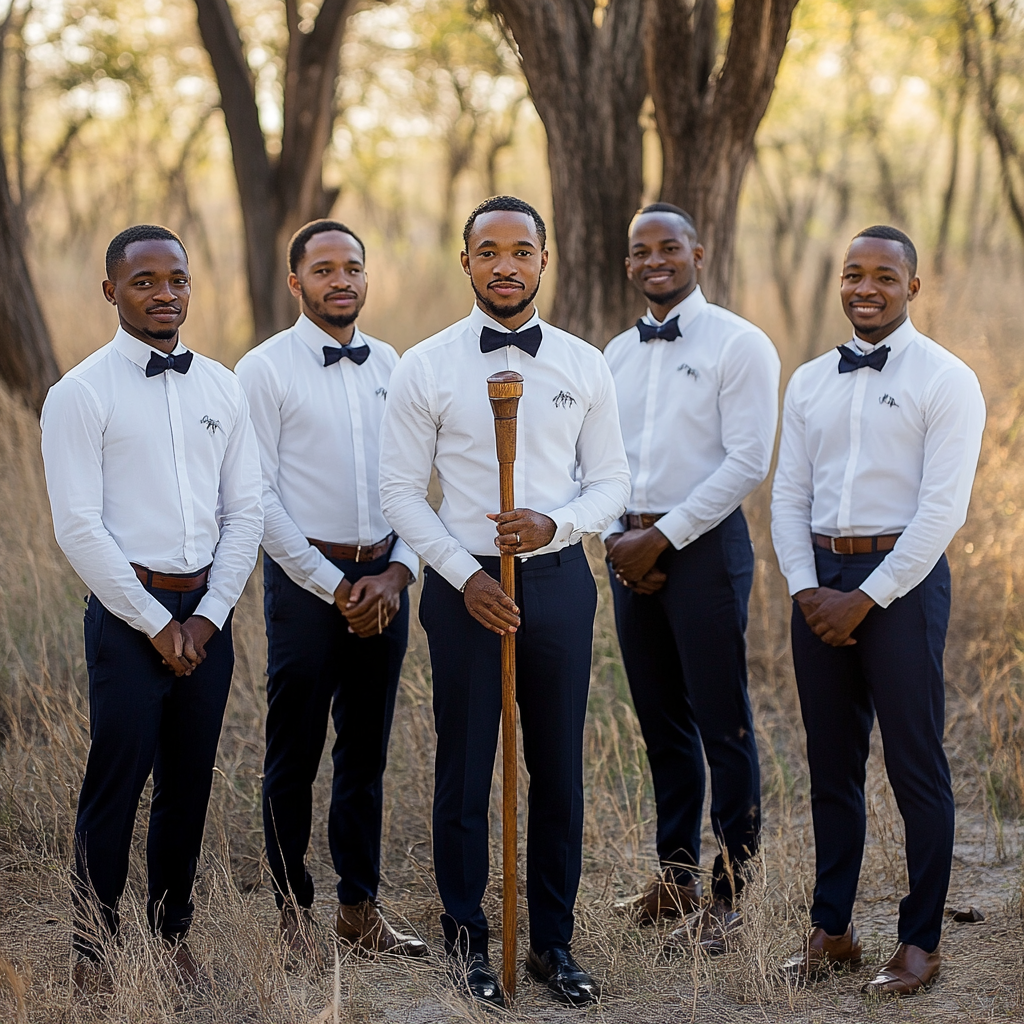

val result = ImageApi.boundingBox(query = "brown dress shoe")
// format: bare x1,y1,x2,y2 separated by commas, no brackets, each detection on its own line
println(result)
665,899,743,956
614,877,700,925
279,903,318,957
335,901,428,957
72,958,113,996
783,924,862,980
164,938,202,989
862,942,940,996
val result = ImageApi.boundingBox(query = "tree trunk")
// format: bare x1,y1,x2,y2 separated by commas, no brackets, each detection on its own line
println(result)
490,1,648,346
0,149,58,412
194,0,353,343
0,5,58,412
645,0,798,306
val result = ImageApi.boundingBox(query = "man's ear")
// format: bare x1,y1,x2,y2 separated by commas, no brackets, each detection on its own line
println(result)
540,249,549,273
102,279,116,305
287,272,303,300
908,276,921,302
692,244,705,271
460,251,471,277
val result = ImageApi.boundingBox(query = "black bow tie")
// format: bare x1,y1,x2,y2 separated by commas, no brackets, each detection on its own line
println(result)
836,344,890,373
323,343,370,367
145,349,193,377
479,324,543,357
637,316,681,342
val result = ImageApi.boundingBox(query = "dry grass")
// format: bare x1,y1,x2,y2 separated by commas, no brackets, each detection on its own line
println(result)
1,278,1023,1022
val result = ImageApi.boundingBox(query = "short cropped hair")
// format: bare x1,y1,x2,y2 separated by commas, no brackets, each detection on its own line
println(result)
463,196,547,250
288,219,366,272
852,224,918,277
105,225,187,279
633,202,699,242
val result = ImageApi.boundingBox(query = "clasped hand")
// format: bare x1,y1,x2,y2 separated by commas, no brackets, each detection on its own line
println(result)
149,615,217,676
605,528,670,595
794,586,875,647
334,563,412,638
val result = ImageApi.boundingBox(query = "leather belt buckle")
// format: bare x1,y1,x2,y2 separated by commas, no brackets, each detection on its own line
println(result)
830,536,842,555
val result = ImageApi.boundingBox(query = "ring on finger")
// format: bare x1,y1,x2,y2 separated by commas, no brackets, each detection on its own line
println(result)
515,532,520,546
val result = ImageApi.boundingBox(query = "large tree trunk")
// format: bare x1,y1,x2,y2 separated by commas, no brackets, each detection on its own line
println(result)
0,142,57,412
194,0,353,343
490,1,648,346
646,0,798,305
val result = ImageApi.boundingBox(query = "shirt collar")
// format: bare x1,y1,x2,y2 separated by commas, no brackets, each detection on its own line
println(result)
845,315,917,360
112,326,188,371
294,313,367,357
643,285,707,333
468,302,541,336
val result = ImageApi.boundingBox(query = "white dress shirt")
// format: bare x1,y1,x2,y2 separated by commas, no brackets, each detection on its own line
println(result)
771,317,986,607
379,305,631,590
40,327,264,637
235,315,418,602
603,286,780,547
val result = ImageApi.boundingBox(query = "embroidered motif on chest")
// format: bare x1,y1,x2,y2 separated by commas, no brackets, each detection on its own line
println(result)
200,415,222,435
376,386,387,400
878,394,900,409
552,390,576,409
677,363,699,380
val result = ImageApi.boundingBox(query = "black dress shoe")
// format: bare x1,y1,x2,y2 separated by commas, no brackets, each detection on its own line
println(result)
449,952,507,1010
526,946,599,1006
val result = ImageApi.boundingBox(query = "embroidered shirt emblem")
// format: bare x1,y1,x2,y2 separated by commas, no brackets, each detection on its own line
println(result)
375,386,387,400
553,390,576,409
677,363,699,380
878,394,899,409
201,415,222,435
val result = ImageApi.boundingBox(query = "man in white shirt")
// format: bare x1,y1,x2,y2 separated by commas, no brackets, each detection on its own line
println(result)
235,220,425,959
40,225,263,991
771,226,985,996
379,196,630,1008
604,203,780,952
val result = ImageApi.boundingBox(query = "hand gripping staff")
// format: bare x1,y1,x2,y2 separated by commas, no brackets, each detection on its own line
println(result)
486,369,524,999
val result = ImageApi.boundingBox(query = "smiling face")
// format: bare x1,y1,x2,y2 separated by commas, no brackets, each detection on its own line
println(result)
288,230,367,342
840,236,920,341
461,210,548,329
102,238,190,351
626,212,704,319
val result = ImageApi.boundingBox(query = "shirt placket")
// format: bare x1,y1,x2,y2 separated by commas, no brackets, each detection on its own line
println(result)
633,341,664,511
340,361,372,544
506,345,526,512
836,370,868,533
165,372,198,566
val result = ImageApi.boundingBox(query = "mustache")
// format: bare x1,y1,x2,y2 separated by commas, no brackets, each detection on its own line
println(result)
325,289,358,300
146,305,181,313
487,278,524,290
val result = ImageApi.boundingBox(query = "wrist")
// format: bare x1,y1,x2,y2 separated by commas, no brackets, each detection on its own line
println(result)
385,562,413,588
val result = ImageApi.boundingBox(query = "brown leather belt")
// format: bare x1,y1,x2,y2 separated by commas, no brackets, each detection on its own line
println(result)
307,533,395,563
625,513,666,530
132,563,210,592
813,533,901,555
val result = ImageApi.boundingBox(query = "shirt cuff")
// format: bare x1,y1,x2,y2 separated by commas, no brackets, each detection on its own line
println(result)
437,548,485,591
310,558,345,603
134,599,173,639
195,593,233,631
858,565,899,608
390,546,420,582
546,506,579,546
653,507,700,550
784,567,820,597
600,519,625,543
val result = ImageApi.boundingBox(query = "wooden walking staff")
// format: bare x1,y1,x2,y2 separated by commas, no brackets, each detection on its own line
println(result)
487,369,524,999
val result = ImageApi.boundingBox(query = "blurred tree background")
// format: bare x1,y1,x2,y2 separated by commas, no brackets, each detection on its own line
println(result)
0,0,1022,381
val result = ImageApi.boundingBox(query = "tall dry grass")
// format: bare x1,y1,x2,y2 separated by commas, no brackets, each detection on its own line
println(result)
0,272,1022,1022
